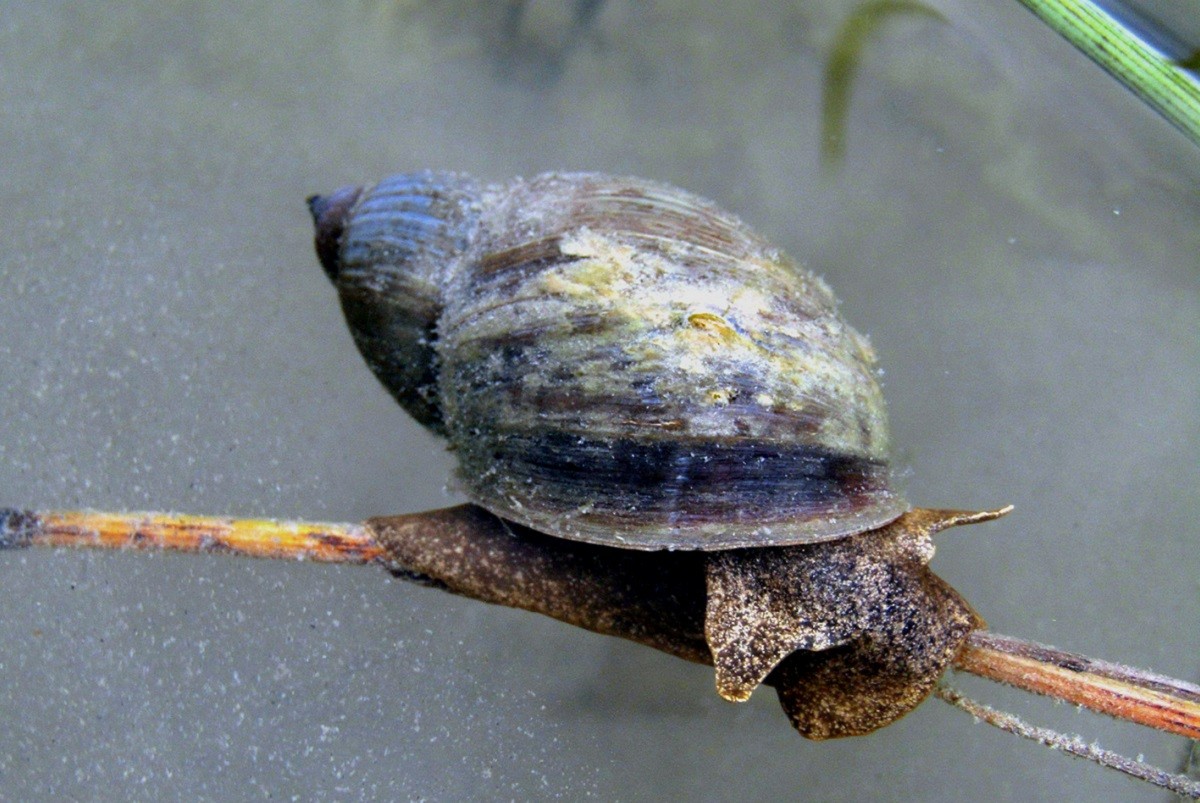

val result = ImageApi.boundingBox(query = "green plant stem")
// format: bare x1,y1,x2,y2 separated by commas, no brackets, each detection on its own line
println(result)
1013,0,1200,144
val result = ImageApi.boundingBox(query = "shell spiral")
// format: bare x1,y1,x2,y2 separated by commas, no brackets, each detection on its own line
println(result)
310,172,906,550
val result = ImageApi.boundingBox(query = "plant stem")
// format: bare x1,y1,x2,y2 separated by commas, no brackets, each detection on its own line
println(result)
0,509,384,564
3,506,1197,741
935,685,1200,798
953,630,1200,739
1013,0,1200,144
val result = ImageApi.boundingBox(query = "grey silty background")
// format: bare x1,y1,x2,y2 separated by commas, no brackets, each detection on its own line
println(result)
0,1,1197,800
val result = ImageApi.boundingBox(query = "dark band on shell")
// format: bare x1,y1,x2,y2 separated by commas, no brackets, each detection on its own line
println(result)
311,171,907,550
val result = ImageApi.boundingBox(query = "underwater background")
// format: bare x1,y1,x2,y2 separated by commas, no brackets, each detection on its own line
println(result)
0,1,1197,799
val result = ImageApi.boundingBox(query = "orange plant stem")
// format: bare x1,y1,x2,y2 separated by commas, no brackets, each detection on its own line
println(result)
0,509,386,564
6,507,1200,743
953,630,1200,740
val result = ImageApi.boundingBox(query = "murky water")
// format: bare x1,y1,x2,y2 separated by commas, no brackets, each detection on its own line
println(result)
1,1,1197,800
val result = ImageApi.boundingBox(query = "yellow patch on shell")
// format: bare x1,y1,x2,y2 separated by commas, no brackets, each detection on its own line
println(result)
705,387,737,406
674,309,769,377
538,229,640,300
687,312,737,340
559,229,639,275
678,311,755,354
543,230,678,327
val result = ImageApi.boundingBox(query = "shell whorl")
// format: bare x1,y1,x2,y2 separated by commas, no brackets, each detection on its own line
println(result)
310,172,480,431
312,171,906,550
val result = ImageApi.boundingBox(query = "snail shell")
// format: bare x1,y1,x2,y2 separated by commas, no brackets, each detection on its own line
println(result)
309,172,906,550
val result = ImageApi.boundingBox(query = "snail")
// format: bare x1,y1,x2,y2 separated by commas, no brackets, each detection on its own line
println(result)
308,171,906,550
307,171,1001,738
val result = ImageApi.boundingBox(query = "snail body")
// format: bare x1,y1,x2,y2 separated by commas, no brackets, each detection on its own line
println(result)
309,172,906,550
